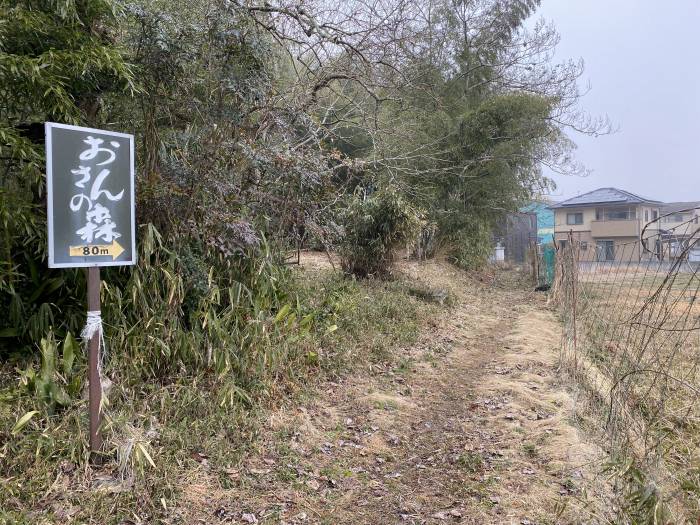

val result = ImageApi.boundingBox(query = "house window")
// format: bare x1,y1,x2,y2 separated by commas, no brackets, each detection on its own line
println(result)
662,213,688,223
652,210,658,220
596,207,636,221
567,212,583,225
597,240,615,262
581,241,588,250
645,210,649,222
605,208,633,220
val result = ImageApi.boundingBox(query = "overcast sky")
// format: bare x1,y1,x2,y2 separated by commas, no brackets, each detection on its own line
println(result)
532,0,700,203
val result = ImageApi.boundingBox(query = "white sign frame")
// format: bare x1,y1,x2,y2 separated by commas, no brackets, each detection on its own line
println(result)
46,122,136,268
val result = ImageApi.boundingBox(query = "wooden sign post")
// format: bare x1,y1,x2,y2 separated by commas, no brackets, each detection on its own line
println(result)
87,266,102,453
45,122,136,457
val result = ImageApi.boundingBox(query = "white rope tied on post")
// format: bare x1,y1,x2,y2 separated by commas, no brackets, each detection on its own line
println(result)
81,310,102,341
81,310,109,405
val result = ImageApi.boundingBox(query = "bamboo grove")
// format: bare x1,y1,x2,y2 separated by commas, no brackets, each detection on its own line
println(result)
0,0,606,356
0,0,608,440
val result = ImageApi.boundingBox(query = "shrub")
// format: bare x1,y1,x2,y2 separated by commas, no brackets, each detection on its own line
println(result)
101,224,297,382
339,188,422,278
449,221,494,271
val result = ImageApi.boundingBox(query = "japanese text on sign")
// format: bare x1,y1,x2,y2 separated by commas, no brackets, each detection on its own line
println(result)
45,123,135,268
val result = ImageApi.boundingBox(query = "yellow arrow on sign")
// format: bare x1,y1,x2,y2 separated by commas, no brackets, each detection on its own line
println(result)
69,240,125,260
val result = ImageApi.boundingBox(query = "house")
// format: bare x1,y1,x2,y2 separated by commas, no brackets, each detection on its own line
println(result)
520,200,555,245
659,202,700,231
658,202,700,260
551,188,663,262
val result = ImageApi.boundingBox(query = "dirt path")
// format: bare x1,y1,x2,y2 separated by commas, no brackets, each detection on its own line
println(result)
185,260,602,525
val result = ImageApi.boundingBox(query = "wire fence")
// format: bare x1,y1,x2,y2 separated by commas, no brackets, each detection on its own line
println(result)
552,207,700,522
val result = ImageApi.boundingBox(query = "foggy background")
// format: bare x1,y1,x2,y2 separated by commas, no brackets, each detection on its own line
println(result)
534,0,700,203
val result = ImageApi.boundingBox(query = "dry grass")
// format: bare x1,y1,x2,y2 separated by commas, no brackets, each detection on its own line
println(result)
558,254,700,522
0,252,435,525
171,261,606,524
1,255,612,524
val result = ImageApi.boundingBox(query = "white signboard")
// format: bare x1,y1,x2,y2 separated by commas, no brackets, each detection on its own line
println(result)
45,123,136,268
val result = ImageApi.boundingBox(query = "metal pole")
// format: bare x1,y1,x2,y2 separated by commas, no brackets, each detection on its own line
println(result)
87,266,102,457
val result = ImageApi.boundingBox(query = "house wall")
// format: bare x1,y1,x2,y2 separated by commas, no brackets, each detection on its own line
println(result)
590,219,639,238
640,205,660,222
609,237,642,261
553,208,596,233
551,194,668,262
659,211,699,235
554,231,642,261
639,205,663,234
555,205,663,233
554,231,596,261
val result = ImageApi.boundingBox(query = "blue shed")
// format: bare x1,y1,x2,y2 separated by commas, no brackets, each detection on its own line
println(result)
520,201,554,245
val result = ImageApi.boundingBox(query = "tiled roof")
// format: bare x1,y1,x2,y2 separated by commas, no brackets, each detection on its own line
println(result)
661,201,700,213
551,187,662,208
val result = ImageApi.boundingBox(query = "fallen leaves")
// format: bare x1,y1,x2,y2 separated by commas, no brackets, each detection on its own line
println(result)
176,267,600,525
431,508,464,520
304,478,320,491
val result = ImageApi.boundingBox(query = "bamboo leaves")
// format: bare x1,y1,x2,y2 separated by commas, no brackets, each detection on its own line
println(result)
11,410,39,435
62,332,77,376
1,0,134,357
